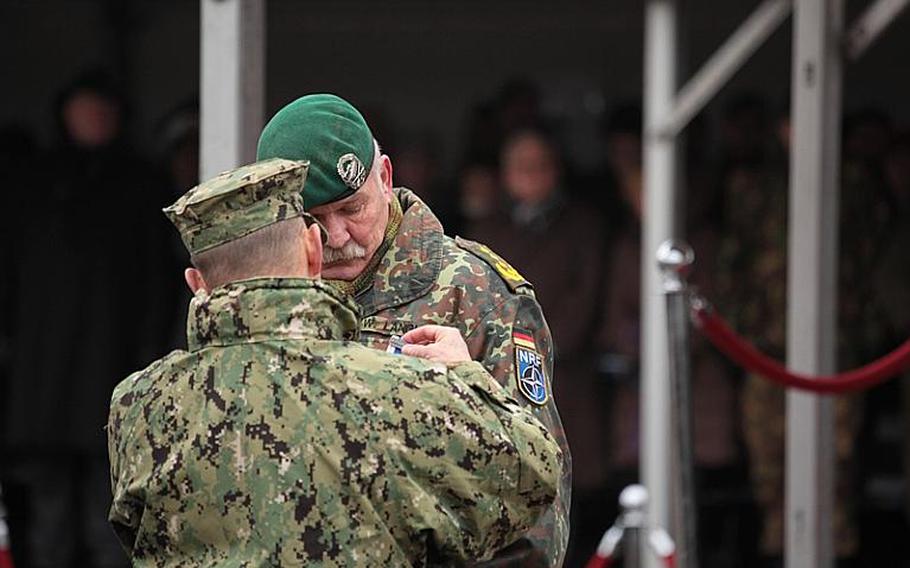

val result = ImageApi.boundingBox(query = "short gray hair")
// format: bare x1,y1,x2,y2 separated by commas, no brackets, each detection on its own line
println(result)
190,217,308,289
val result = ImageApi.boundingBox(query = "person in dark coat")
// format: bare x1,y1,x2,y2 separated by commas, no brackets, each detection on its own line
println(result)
465,127,611,567
2,72,177,568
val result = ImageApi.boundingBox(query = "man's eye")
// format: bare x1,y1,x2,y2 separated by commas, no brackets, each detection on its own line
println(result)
343,204,364,214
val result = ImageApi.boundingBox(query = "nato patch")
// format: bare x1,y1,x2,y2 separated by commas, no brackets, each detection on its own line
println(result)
514,331,548,405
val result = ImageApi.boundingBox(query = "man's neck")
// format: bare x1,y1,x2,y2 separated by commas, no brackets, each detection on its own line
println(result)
186,278,360,351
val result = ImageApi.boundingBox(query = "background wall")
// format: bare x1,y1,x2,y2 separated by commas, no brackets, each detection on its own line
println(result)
3,0,910,172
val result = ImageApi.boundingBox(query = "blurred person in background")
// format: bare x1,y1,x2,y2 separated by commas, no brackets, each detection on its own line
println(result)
392,133,460,232
712,101,800,568
154,100,200,201
1,71,173,568
599,105,744,567
0,122,39,564
863,127,910,560
838,109,897,568
596,106,646,524
466,127,611,567
712,101,895,567
0,123,38,419
716,94,770,172
883,130,910,216
577,102,643,234
455,79,550,235
875,130,910,319
881,130,910,529
153,100,201,350
457,161,499,229
461,79,546,174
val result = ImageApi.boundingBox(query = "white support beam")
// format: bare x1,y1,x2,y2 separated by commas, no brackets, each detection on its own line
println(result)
200,0,265,180
642,2,679,567
785,0,842,567
845,0,910,60
661,0,792,139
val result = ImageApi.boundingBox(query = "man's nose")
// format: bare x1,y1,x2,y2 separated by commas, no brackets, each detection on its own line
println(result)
319,215,350,248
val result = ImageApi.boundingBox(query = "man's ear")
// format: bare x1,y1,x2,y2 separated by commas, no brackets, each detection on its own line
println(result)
304,224,323,279
184,268,209,294
379,154,394,198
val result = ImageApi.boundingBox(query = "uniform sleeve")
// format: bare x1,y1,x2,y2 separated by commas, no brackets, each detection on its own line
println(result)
464,291,572,567
378,360,561,563
106,384,142,555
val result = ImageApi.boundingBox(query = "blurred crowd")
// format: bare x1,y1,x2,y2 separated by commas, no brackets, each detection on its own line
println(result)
3,71,910,568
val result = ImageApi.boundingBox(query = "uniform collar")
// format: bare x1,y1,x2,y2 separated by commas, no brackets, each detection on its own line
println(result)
187,277,360,352
354,188,444,315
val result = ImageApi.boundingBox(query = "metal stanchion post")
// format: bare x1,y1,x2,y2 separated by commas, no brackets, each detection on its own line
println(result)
656,240,698,568
620,485,647,568
586,485,648,568
587,485,678,568
0,483,14,568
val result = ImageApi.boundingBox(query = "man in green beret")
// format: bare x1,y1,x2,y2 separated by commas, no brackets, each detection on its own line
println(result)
106,158,562,566
258,94,571,567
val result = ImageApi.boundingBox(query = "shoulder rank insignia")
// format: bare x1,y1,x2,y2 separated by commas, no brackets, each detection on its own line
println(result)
455,236,530,292
513,329,549,405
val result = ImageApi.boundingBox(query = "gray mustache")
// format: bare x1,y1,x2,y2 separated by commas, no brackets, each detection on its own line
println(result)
323,241,367,263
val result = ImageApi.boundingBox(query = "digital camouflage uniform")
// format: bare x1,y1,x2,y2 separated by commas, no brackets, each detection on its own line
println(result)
350,188,571,567
108,278,561,567
108,158,562,567
714,160,886,558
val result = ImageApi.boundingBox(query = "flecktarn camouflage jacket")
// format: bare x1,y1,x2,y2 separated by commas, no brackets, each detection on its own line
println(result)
353,189,572,567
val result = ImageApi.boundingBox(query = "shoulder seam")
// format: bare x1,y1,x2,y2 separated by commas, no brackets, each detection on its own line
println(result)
453,236,532,293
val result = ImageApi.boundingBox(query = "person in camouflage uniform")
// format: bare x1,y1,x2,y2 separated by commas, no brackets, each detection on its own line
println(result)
714,115,885,563
107,158,562,566
257,94,571,567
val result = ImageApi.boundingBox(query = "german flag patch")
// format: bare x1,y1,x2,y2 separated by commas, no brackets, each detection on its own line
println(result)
513,330,549,405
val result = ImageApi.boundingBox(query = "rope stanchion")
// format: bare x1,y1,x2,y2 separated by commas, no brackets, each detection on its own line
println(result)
0,484,14,568
586,485,677,568
693,298,910,394
658,241,698,568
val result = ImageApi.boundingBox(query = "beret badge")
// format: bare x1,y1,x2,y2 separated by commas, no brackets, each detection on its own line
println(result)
337,152,367,190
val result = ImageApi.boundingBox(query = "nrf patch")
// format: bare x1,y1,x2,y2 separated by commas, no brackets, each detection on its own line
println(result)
513,331,548,405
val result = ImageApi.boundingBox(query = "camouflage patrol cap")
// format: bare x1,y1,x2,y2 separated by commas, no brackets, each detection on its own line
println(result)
164,158,326,255
256,93,375,209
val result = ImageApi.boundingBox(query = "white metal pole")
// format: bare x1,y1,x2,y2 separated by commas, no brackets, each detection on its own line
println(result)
200,0,265,180
845,0,910,60
662,0,792,138
785,1,842,567
642,2,678,567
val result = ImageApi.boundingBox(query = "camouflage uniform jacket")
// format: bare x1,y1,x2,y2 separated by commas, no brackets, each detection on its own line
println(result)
107,278,561,567
354,189,571,567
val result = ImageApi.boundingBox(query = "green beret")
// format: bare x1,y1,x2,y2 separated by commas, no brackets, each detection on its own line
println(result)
164,158,324,255
256,93,375,209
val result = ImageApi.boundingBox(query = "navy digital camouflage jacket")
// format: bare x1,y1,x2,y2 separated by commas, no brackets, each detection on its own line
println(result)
108,278,561,567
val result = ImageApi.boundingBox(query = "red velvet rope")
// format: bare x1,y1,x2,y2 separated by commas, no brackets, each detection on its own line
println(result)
584,555,613,568
693,303,910,394
585,551,675,568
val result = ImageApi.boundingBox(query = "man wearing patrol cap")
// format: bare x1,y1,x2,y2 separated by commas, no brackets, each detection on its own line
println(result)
258,94,571,567
106,158,562,566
